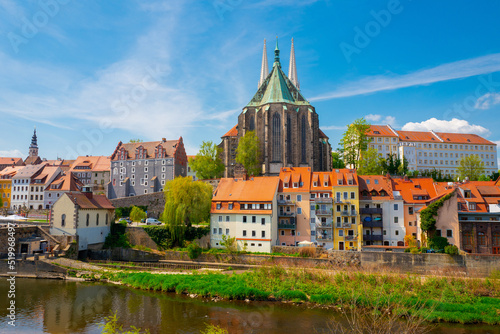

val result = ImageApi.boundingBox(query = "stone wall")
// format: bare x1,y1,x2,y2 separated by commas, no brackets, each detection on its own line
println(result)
0,225,60,254
110,192,165,218
87,248,164,262
126,227,158,250
0,259,67,278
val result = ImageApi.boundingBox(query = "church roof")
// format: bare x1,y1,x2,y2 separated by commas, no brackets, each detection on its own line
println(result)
222,125,238,138
246,40,310,107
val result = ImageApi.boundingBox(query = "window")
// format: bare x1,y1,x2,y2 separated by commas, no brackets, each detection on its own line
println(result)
213,228,217,234
297,208,302,214
219,228,222,235
261,231,266,238
261,218,265,225
86,213,90,226
436,229,442,237
272,113,282,162
383,230,387,236
96,214,99,226
478,232,486,245
297,195,302,202
339,230,344,236
228,203,233,210
226,228,229,235
243,230,247,237
395,230,399,236
468,203,476,211
394,217,398,224
243,216,247,223
291,230,296,236
408,207,413,215
225,216,230,222
252,216,256,223
446,229,453,238
216,203,221,210
350,192,355,199
280,230,284,236
218,216,222,222
106,214,109,225
61,214,66,227
394,204,398,210
252,230,256,237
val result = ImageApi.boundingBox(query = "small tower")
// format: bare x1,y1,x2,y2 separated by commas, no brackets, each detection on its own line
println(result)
29,127,38,157
258,39,269,88
288,38,299,90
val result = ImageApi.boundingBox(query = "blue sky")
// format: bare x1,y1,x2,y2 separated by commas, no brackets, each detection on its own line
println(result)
1,0,499,166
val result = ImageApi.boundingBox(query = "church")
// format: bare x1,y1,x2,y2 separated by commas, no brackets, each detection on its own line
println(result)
220,38,332,177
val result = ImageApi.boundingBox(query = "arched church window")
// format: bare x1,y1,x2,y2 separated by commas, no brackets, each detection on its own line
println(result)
301,115,307,163
287,114,292,162
249,116,255,131
272,113,281,162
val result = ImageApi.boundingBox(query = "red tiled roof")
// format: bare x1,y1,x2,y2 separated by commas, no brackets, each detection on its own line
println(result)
367,125,397,137
70,156,110,172
278,167,311,192
397,131,440,143
65,192,114,209
0,157,23,166
213,177,279,202
358,175,393,200
47,173,83,192
392,177,438,203
435,132,496,145
331,169,358,187
222,125,238,138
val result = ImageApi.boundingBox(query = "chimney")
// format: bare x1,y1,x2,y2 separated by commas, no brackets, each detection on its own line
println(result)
82,185,93,200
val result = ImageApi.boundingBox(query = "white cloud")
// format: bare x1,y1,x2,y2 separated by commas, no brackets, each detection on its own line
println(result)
311,53,500,101
365,114,397,127
474,93,500,110
402,118,491,136
0,149,23,157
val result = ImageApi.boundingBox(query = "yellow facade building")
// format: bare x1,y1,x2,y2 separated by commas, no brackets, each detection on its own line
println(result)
332,169,362,251
0,166,23,210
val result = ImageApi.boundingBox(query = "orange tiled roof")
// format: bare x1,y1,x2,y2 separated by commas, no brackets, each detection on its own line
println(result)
392,177,438,203
0,157,23,165
71,156,111,171
311,171,333,191
222,125,238,138
358,175,393,200
435,132,496,145
213,176,279,202
367,125,397,137
331,169,358,187
0,166,24,178
278,167,311,192
46,173,83,192
397,131,440,142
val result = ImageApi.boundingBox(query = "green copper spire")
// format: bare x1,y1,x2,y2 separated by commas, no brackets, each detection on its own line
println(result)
274,36,280,65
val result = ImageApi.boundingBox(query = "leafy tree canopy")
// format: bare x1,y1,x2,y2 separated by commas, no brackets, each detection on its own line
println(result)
331,151,345,169
358,148,383,175
235,131,262,176
128,139,143,143
163,177,212,246
457,155,485,181
130,206,147,222
189,141,225,180
339,118,371,169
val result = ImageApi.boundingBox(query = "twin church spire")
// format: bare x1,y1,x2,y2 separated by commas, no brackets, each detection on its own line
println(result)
258,37,299,90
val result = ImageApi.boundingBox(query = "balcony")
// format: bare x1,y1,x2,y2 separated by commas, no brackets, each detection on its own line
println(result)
360,208,383,215
342,222,352,228
362,220,383,228
316,234,333,241
278,223,296,229
315,197,332,204
345,235,358,241
278,199,295,205
315,210,332,216
316,221,332,228
350,210,357,216
279,211,296,217
362,234,383,242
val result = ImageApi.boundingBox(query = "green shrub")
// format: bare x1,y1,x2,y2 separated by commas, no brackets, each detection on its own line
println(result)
420,247,429,254
429,236,449,250
404,247,411,253
444,245,459,255
410,247,419,254
103,222,131,249
187,243,202,260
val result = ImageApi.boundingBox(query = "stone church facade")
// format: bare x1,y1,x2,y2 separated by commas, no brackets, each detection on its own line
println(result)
220,39,331,177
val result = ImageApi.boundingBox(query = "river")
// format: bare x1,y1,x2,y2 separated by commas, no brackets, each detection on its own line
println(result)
0,278,498,333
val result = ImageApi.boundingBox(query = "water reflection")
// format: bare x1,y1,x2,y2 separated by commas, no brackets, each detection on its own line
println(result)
0,278,498,334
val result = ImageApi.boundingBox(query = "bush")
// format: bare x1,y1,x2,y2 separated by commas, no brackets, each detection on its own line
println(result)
404,247,411,253
429,236,449,251
409,247,419,254
187,243,202,260
445,245,459,255
103,222,131,249
420,247,429,253
299,246,316,258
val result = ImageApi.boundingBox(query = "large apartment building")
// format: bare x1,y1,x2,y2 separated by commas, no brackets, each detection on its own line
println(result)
366,125,498,178
108,137,187,199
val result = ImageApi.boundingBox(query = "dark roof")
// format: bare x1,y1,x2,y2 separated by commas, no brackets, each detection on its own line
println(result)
65,192,114,210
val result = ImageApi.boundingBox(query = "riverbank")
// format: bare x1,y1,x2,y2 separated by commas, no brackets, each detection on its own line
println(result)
97,266,500,325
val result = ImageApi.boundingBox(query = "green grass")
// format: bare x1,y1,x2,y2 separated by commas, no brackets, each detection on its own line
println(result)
108,268,500,325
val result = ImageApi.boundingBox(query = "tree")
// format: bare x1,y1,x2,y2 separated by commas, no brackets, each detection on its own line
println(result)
235,131,262,176
490,171,499,181
128,139,143,143
457,155,485,181
0,196,3,212
339,118,371,169
163,177,212,246
189,141,225,180
331,151,345,169
358,148,383,175
130,206,147,222
478,174,490,181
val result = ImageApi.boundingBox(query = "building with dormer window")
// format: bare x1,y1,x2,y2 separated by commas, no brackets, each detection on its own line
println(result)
107,137,187,199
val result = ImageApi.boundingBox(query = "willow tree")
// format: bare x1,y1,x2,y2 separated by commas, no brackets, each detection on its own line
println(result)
339,118,371,169
163,177,212,246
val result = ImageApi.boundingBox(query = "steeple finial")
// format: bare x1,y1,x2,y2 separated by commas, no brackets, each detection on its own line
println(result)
288,38,299,90
274,36,280,66
258,39,269,88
